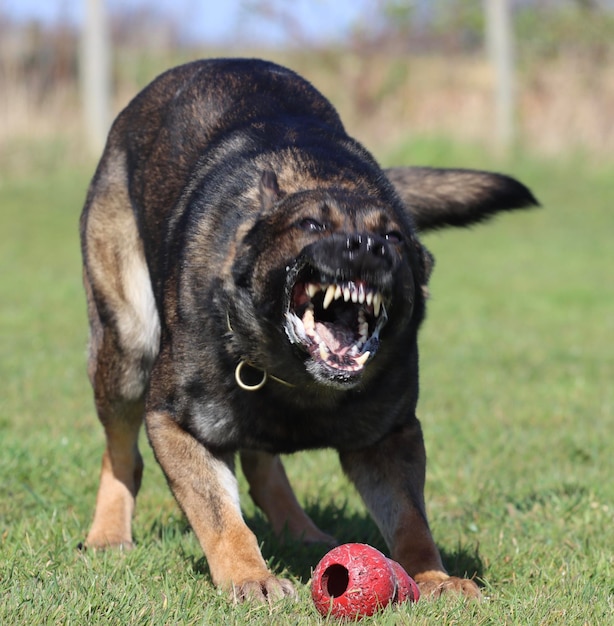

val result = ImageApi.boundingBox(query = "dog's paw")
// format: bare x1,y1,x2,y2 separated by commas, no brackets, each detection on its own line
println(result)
83,532,135,551
415,573,481,600
230,576,297,604
300,529,338,548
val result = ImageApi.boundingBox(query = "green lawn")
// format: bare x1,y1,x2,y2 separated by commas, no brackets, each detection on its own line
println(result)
1,140,612,624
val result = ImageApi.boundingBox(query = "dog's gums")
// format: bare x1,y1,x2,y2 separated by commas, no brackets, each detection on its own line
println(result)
285,273,388,376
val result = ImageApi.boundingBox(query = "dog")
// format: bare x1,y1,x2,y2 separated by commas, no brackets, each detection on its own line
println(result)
80,58,537,602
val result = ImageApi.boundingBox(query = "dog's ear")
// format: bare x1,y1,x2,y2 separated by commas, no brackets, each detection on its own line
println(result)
259,169,284,211
385,166,539,232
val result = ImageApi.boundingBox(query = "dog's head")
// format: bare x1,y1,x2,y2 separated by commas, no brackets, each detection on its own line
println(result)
224,161,537,393
229,170,430,390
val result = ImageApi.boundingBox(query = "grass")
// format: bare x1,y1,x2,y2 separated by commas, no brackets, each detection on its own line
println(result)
1,138,613,625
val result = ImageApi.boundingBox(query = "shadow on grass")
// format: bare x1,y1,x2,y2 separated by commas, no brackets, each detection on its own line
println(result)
254,501,387,583
187,501,484,585
439,545,484,583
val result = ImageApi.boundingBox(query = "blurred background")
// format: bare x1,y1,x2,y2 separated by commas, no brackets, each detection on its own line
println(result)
1,0,613,172
2,6,613,623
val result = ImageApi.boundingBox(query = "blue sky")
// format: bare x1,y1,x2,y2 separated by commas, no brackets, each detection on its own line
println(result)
2,0,376,45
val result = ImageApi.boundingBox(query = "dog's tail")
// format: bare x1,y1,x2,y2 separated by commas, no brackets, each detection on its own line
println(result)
384,166,539,232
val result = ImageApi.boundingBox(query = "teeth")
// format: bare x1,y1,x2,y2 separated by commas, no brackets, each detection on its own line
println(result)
358,283,365,304
358,310,368,341
303,306,315,332
323,284,336,309
373,292,382,317
305,278,383,321
292,276,386,370
306,283,320,298
355,351,370,366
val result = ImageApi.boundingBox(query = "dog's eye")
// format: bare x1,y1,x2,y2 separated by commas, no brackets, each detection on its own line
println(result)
384,231,403,244
299,218,326,233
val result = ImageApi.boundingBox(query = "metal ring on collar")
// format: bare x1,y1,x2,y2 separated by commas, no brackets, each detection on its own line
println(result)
235,360,267,391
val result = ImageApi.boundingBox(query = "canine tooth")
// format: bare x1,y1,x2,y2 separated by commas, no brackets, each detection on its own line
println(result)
343,285,351,302
303,306,315,332
366,290,373,306
373,293,382,317
306,283,319,298
334,284,342,301
319,342,329,361
356,351,370,366
323,284,336,309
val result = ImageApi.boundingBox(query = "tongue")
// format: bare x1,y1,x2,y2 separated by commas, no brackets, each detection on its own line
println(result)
315,321,354,355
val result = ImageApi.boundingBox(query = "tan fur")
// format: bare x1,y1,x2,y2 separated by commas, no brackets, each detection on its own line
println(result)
339,421,481,599
240,451,337,545
82,153,160,402
145,412,295,600
86,401,143,548
82,153,157,550
413,571,481,598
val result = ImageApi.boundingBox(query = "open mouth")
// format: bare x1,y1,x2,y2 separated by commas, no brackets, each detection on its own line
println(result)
284,265,388,376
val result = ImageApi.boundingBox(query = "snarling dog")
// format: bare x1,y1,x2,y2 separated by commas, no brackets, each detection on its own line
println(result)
80,58,537,602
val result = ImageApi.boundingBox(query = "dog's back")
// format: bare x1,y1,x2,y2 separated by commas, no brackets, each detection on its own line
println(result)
96,59,343,224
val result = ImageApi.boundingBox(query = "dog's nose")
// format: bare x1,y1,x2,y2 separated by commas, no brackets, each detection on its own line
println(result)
344,233,389,261
307,232,396,280
328,232,395,276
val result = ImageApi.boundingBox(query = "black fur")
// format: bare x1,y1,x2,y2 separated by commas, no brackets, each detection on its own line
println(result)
385,166,538,231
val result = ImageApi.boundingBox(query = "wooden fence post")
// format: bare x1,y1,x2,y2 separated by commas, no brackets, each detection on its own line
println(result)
80,0,111,155
485,0,516,153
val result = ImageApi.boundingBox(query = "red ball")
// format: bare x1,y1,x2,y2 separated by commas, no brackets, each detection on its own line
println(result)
311,543,396,619
386,558,421,604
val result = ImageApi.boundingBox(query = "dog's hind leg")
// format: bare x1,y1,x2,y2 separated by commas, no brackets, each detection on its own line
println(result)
85,388,144,549
240,451,337,546
80,154,160,548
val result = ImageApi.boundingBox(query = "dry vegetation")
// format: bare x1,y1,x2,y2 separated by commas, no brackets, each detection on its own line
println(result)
285,50,614,158
1,5,613,171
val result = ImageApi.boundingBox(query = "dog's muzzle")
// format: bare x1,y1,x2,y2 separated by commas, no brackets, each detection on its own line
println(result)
283,232,394,382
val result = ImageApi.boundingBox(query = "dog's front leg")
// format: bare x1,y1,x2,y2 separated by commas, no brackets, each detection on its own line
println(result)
146,411,296,603
339,419,481,599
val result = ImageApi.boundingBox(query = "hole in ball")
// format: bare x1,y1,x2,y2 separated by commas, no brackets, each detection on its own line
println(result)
322,564,350,598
